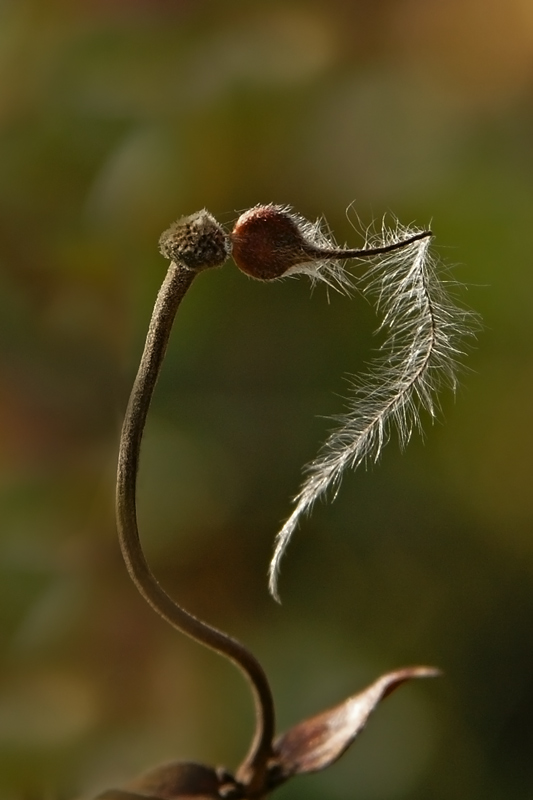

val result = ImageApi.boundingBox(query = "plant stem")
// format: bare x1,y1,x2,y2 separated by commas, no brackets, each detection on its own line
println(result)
116,260,275,791
317,229,432,260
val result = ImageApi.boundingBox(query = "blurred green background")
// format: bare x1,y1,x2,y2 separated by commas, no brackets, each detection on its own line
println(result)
1,1,532,798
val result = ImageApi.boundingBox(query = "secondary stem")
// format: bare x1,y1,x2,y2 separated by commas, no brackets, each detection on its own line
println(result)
317,229,433,260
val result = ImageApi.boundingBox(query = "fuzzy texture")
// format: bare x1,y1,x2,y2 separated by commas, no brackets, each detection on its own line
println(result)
231,204,353,291
159,210,231,271
269,220,474,600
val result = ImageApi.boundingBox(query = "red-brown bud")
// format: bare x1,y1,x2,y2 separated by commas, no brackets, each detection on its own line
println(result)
231,205,433,287
231,204,318,281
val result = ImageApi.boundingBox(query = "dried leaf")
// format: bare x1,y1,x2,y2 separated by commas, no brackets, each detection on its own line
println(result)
271,666,439,781
116,761,235,800
95,792,161,800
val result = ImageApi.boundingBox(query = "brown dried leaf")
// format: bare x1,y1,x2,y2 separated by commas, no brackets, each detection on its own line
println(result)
118,761,234,800
272,666,439,781
95,792,161,800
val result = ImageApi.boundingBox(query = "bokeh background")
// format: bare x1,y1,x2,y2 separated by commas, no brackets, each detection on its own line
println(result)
1,1,532,798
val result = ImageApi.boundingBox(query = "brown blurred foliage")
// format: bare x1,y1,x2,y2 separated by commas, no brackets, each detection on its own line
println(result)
0,1,532,798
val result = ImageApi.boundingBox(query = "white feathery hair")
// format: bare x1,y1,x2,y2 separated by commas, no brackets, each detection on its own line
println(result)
272,204,355,293
269,217,474,600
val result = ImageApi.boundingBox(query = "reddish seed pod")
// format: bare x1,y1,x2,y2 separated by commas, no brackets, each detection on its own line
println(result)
231,204,318,281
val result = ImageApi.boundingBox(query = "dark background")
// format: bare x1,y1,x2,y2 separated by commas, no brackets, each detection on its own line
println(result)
0,1,532,798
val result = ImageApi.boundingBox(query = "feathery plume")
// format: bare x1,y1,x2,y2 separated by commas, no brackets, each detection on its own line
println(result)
268,219,472,599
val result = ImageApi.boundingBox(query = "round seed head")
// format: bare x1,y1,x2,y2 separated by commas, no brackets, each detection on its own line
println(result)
159,210,231,271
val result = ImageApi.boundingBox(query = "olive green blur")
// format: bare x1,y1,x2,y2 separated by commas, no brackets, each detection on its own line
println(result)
0,2,531,798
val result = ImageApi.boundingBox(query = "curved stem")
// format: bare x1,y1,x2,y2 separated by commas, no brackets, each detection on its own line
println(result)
316,229,433,261
116,260,275,791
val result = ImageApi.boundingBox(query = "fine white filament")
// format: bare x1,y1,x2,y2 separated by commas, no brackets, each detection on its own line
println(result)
269,223,470,600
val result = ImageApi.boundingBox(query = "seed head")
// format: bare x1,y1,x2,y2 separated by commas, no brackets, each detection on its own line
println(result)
231,204,325,281
159,210,232,271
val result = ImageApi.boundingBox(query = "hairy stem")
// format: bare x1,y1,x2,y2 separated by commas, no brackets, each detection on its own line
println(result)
116,260,275,791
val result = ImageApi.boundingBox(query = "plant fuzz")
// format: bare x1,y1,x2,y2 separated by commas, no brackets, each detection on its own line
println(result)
267,214,473,597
